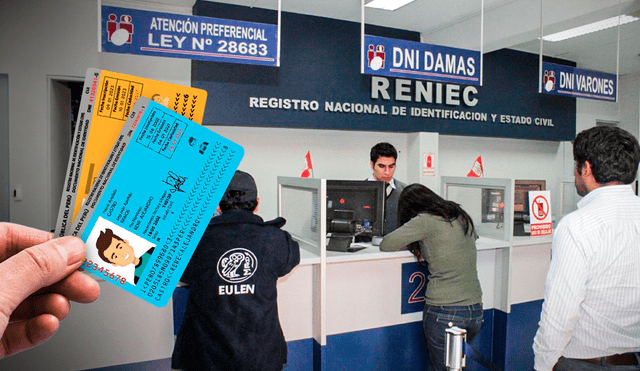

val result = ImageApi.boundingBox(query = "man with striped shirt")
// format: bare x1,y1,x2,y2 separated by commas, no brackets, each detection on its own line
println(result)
533,126,640,370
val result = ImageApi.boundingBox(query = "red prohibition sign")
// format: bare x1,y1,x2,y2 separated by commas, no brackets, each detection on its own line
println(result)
531,195,549,220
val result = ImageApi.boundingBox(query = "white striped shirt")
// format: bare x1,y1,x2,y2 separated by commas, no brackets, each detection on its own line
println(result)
533,184,640,371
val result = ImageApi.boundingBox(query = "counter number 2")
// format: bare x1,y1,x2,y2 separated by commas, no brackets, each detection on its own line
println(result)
408,271,426,304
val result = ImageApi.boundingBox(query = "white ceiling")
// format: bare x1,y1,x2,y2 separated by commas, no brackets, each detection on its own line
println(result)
200,0,640,76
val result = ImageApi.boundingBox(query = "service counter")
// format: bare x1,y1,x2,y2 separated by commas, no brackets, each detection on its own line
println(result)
163,221,552,371
270,176,554,369
277,234,534,341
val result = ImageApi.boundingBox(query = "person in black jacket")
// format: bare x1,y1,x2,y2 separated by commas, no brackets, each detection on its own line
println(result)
172,170,300,371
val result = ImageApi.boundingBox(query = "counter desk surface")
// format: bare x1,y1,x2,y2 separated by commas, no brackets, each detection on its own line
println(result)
291,234,552,316
298,235,516,266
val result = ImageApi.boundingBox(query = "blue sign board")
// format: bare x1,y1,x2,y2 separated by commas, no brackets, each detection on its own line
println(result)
541,62,616,102
101,5,278,66
364,35,481,86
401,262,429,314
192,4,576,141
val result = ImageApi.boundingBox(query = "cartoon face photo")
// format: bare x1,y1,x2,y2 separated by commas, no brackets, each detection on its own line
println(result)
96,229,139,267
88,220,156,286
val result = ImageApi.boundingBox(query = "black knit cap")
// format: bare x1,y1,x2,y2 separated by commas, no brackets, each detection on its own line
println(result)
220,170,258,202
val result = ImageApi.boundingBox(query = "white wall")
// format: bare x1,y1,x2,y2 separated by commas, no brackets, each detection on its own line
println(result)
206,126,410,220
575,73,640,136
575,72,640,186
618,73,640,139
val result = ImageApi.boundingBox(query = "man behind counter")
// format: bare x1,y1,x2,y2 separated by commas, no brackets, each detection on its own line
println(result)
367,142,406,235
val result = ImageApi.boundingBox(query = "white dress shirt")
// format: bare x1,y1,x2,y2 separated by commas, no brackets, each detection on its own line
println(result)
367,176,396,196
533,184,640,371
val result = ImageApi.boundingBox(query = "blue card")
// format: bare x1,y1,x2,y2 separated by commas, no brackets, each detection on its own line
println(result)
70,97,243,306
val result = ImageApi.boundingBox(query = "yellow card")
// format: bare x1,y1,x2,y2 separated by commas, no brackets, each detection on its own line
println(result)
54,68,207,236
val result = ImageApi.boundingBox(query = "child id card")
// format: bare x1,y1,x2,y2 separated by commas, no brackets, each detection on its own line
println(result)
53,68,207,238
70,97,243,306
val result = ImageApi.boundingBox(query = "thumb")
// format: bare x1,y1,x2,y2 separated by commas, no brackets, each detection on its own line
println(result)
0,236,86,317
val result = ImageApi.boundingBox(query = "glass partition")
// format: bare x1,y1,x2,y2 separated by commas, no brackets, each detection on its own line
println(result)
442,176,513,241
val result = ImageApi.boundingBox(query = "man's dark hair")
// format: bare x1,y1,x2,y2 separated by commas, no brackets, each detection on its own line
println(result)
219,190,258,212
96,228,122,263
370,142,398,163
573,126,640,184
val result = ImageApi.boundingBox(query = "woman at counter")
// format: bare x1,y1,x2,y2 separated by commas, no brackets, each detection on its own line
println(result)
380,183,483,371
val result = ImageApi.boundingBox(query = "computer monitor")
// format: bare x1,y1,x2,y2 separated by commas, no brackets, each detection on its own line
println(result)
481,188,505,224
325,180,385,251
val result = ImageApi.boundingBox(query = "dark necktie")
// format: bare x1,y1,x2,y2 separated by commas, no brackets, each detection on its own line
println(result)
386,182,393,197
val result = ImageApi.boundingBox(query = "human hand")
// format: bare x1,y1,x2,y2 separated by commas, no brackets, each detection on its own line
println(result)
0,222,100,358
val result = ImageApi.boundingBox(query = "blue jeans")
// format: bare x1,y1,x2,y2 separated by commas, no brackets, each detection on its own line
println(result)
554,356,640,370
423,303,483,371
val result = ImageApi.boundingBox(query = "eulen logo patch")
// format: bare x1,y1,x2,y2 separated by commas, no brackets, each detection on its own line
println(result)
217,248,258,284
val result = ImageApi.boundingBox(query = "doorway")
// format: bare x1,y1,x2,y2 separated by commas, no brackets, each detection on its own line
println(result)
0,75,8,222
48,77,83,230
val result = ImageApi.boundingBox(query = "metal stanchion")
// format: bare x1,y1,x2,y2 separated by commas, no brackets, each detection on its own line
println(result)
445,324,466,371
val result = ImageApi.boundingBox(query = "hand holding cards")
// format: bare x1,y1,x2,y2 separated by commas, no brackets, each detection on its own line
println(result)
69,97,243,306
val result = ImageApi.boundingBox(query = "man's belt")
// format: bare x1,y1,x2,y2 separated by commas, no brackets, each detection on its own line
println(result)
576,352,639,366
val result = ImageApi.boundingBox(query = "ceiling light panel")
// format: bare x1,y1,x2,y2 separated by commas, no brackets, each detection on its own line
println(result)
365,0,415,11
543,14,640,42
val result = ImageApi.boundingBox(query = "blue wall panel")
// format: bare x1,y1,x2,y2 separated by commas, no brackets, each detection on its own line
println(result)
504,300,543,370
97,301,542,370
492,308,508,370
282,339,316,371
318,310,496,371
324,321,429,370
466,309,495,370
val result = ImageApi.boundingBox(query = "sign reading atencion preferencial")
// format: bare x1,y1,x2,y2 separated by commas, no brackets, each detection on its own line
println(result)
101,5,278,67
